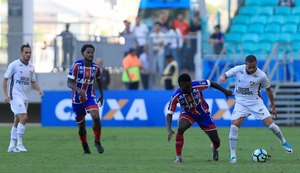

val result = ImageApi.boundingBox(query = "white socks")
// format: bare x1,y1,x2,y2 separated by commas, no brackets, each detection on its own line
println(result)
268,123,286,144
8,127,17,148
229,125,239,158
17,123,26,146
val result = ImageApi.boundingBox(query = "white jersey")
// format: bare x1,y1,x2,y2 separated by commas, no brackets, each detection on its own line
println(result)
225,64,270,102
4,59,36,101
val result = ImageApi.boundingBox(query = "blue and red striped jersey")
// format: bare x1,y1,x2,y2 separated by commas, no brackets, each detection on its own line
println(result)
67,59,101,104
167,80,211,115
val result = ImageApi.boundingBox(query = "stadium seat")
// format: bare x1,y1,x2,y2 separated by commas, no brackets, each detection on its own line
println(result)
274,7,291,15
261,0,278,6
239,6,259,16
232,15,250,25
230,24,247,34
281,24,298,34
268,15,285,25
242,34,259,43
245,0,262,6
291,7,300,15
292,42,300,53
265,23,281,33
250,15,268,25
242,42,256,54
257,7,274,16
248,24,264,34
284,16,300,25
225,33,242,44
258,34,276,43
275,33,292,43
292,34,300,42
254,42,273,54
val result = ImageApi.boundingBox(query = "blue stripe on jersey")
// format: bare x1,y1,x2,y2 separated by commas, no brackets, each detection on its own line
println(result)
68,59,101,104
167,80,210,114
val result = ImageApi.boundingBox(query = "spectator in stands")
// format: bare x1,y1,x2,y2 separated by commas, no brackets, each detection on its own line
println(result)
209,25,224,55
140,45,150,89
161,54,179,90
58,23,75,71
278,0,295,7
165,20,183,70
131,16,149,57
158,10,169,33
96,58,110,90
188,16,202,71
122,48,142,90
150,22,165,75
120,20,135,56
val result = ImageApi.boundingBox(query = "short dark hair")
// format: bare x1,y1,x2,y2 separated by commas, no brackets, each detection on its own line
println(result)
245,55,257,63
178,73,191,84
165,54,173,59
215,25,220,29
21,43,31,52
81,44,95,54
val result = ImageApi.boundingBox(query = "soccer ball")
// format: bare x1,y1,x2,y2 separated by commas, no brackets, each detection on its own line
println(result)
252,148,269,162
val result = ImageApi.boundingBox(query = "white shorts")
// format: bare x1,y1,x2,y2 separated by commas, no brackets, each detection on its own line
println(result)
10,97,28,116
231,98,271,120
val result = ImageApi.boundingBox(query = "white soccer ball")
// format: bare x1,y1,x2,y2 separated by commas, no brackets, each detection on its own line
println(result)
252,148,269,162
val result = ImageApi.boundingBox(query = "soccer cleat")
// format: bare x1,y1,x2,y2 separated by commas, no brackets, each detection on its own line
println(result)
210,144,219,161
82,143,91,154
94,141,104,154
174,156,182,163
230,157,237,163
282,141,293,154
7,147,20,153
16,144,27,152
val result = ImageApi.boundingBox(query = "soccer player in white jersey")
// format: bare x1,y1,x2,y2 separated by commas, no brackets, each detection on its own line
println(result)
3,44,44,152
219,55,293,163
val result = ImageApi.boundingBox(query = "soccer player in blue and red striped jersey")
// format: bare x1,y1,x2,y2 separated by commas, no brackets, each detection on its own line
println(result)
67,44,104,154
166,73,232,163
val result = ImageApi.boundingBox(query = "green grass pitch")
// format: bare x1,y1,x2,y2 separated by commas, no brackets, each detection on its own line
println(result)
0,127,299,173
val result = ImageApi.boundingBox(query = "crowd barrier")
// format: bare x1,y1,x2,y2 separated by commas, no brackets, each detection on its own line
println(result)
41,90,268,127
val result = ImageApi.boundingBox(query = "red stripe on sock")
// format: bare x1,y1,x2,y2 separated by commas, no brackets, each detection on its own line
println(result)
93,129,101,142
79,135,87,143
175,134,184,156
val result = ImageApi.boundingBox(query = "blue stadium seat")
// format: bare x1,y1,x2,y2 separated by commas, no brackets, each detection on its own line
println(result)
242,34,259,43
261,0,278,6
250,15,268,25
258,34,276,43
239,6,259,16
268,15,285,25
291,7,300,15
242,42,256,54
281,24,298,34
248,24,264,34
292,42,300,53
232,15,250,25
230,24,247,34
265,23,281,33
274,7,291,15
225,33,242,44
257,7,274,16
284,15,300,25
245,0,262,6
292,34,300,42
275,33,292,43
254,42,273,54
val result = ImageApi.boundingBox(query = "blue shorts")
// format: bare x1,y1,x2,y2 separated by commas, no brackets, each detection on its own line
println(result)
180,112,216,131
72,97,98,123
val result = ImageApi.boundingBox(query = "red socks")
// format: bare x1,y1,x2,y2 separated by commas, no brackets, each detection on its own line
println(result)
175,134,184,156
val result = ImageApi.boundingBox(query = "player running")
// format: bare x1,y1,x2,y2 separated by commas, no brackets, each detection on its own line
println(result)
166,73,232,163
219,55,293,163
67,44,104,154
3,43,44,152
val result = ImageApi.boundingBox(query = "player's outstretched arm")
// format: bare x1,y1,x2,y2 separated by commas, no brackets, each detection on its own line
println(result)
166,114,174,142
2,78,10,103
218,73,227,83
210,81,232,99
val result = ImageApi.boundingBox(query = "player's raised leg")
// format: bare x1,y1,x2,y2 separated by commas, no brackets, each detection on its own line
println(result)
174,117,192,163
90,110,104,154
263,117,293,154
